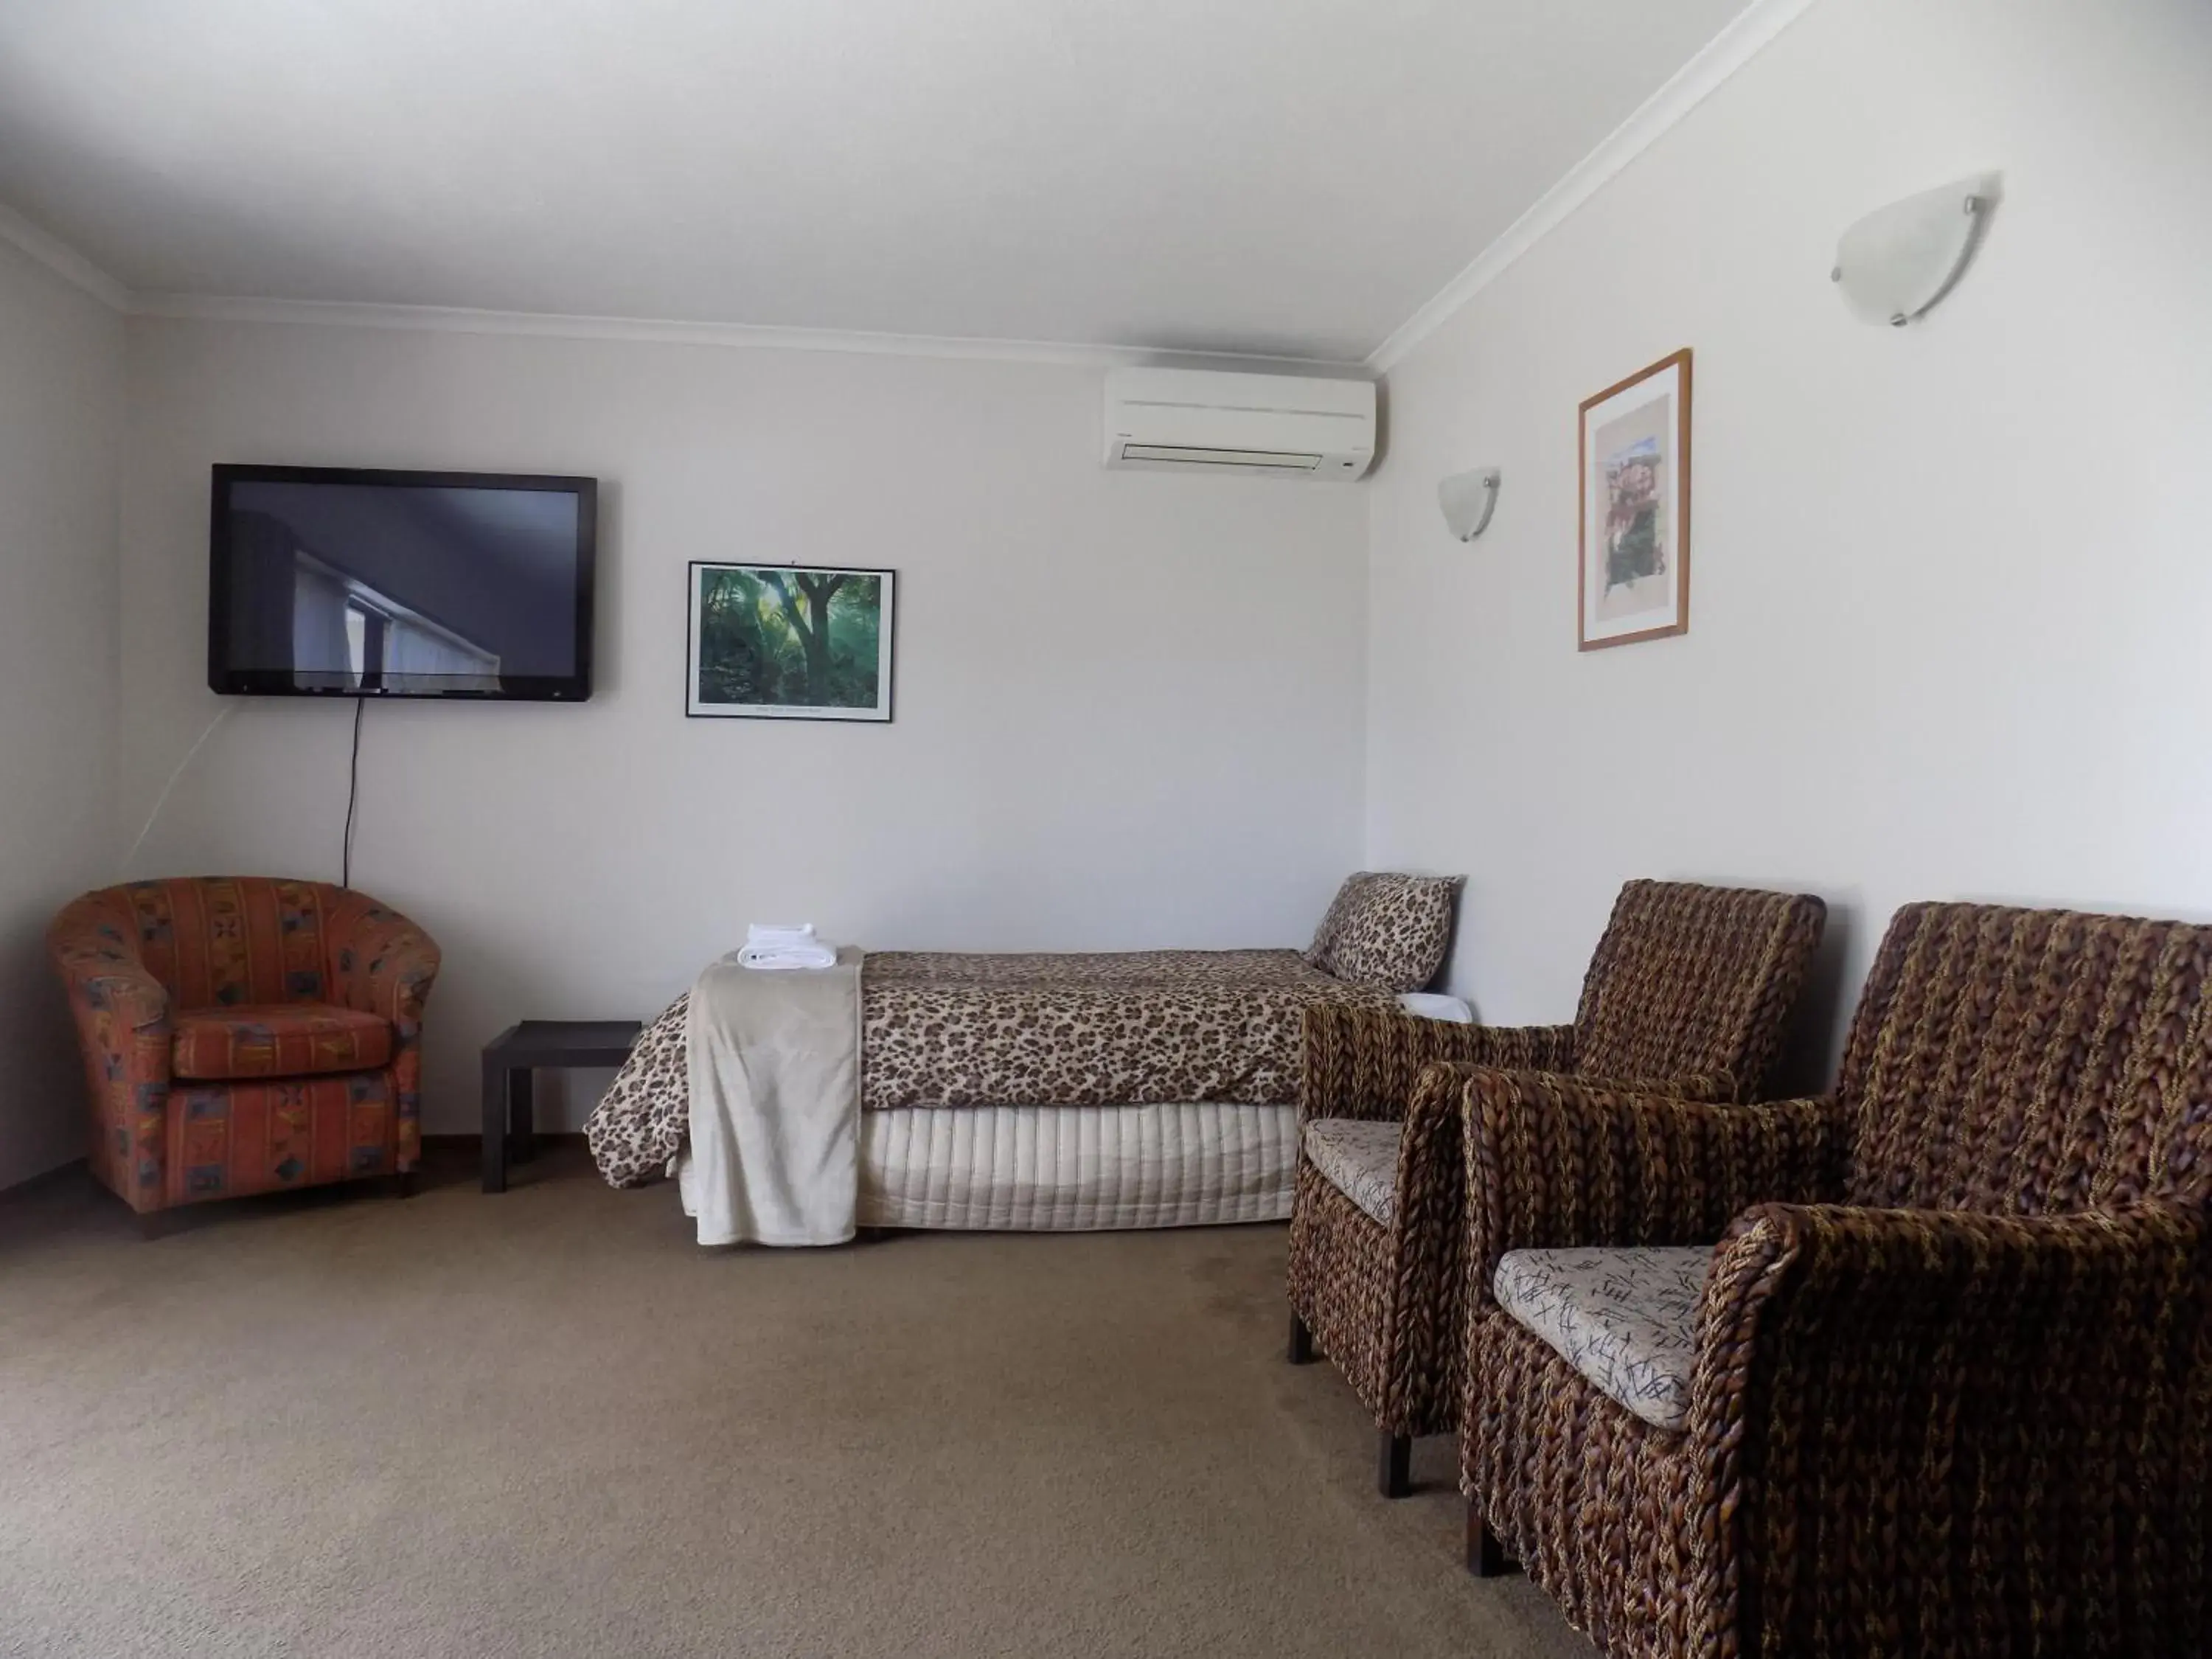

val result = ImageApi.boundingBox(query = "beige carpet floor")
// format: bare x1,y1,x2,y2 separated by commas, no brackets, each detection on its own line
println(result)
0,1145,1596,1659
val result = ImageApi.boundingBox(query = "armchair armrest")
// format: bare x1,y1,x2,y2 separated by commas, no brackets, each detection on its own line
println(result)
327,899,442,1032
1396,1057,1495,1234
1614,1068,1739,1105
46,895,173,1209
1301,1004,1573,1124
52,949,171,1033
47,903,170,1034
1688,1200,2211,1653
1461,1071,1848,1291
326,892,442,1170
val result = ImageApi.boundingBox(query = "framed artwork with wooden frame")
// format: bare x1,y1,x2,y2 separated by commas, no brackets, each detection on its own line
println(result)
686,562,897,721
1578,348,1691,650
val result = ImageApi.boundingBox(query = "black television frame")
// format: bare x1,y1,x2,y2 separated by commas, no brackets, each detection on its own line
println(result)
207,463,599,701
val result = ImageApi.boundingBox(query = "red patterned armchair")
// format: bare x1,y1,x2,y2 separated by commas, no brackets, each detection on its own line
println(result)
48,877,440,1222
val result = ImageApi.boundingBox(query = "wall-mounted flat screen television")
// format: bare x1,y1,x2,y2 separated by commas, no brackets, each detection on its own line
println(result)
208,465,597,700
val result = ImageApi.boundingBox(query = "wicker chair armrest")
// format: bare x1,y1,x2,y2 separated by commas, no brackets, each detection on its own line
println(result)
1579,1068,1741,1105
1688,1200,2212,1651
1388,1061,1486,1244
1393,1057,1522,1218
1301,1005,1573,1124
1462,1071,1846,1291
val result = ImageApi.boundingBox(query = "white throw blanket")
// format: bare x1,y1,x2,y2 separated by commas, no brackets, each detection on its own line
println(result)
678,945,863,1246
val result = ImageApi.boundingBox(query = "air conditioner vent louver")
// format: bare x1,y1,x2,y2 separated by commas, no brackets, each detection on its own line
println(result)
1103,369,1374,481
1116,443,1323,471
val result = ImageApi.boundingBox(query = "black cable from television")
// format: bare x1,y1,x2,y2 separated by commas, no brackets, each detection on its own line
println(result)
342,696,365,889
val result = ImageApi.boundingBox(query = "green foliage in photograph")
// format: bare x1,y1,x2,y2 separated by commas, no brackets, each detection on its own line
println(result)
696,566,883,709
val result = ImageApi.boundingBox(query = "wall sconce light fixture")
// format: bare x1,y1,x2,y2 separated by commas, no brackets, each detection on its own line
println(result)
1832,172,2001,327
1438,467,1502,540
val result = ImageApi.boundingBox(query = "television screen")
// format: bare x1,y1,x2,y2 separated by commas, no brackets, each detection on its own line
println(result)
208,465,597,700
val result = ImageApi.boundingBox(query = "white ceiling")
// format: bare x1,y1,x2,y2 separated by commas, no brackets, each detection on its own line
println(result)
0,0,1753,362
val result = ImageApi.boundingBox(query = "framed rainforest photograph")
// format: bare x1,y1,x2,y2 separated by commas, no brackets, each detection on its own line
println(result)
1579,348,1691,650
686,563,896,721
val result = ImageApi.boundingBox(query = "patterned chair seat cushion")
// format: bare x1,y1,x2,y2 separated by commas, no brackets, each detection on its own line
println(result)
1301,1117,1401,1228
1492,1245,1714,1431
172,1003,394,1081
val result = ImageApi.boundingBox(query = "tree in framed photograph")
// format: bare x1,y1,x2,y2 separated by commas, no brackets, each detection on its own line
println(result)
1578,348,1691,650
686,563,896,721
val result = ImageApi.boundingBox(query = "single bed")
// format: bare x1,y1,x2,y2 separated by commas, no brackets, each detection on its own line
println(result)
584,876,1464,1233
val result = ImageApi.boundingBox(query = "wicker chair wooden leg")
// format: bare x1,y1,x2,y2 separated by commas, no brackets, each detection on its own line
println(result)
1377,1431,1412,1498
1466,1505,1516,1577
1287,1312,1316,1364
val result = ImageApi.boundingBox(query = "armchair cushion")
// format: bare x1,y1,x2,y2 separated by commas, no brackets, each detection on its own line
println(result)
1494,1245,1712,1431
172,1002,394,1081
1301,1118,1401,1227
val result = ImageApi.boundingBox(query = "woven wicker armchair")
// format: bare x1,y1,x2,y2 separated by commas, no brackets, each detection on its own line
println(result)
1286,879,1826,1496
1459,900,2212,1658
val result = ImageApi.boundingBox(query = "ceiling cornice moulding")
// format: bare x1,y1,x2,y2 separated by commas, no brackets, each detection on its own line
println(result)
0,202,1360,373
0,200,131,310
123,291,1365,374
1364,0,1818,374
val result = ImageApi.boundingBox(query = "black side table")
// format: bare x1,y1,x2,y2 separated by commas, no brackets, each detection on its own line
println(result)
481,1020,642,1193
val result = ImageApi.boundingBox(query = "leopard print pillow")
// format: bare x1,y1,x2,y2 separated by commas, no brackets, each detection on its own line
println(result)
1305,872,1461,992
582,992,691,1188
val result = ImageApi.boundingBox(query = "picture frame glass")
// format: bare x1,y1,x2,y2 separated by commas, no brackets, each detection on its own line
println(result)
686,563,896,721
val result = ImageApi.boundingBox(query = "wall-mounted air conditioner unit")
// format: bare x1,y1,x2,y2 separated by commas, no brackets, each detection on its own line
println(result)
1102,368,1376,480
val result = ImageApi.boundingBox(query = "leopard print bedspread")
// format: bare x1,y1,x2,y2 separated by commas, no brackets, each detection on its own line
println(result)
584,950,1391,1189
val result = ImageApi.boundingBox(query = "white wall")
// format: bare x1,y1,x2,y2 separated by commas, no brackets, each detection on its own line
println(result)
1366,0,2212,1088
0,241,122,1186
120,323,1368,1130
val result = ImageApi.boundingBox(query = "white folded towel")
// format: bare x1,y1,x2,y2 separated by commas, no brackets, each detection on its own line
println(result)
737,923,838,971
739,944,838,971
